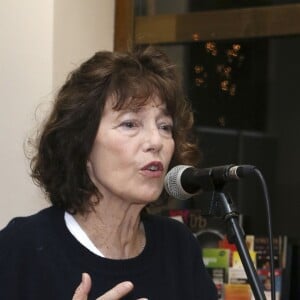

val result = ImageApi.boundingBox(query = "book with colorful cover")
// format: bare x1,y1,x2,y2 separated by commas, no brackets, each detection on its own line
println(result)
231,250,257,269
223,284,253,300
228,250,256,286
240,236,286,299
202,248,230,299
257,268,282,300
228,267,248,284
248,235,282,269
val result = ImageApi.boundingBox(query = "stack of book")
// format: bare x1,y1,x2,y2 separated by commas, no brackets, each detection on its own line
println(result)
163,209,290,300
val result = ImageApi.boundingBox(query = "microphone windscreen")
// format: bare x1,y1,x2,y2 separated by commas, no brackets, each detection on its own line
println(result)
164,165,195,200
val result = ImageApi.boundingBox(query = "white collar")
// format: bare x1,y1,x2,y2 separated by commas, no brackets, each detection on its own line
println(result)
64,211,105,257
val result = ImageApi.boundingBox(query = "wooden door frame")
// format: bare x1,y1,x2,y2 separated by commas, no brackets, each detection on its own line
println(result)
114,1,300,51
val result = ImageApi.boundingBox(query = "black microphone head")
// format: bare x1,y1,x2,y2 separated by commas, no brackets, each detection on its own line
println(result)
164,165,195,200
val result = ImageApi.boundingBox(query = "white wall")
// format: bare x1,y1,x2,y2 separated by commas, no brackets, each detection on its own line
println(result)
0,0,115,229
53,0,115,90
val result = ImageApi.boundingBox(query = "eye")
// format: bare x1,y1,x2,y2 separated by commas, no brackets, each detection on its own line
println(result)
159,123,173,131
119,120,139,129
159,123,173,135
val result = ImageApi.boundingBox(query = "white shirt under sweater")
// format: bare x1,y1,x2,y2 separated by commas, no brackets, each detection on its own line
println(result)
64,211,105,257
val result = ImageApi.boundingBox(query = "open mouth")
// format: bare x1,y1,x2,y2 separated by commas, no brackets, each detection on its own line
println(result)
142,161,164,172
147,165,160,171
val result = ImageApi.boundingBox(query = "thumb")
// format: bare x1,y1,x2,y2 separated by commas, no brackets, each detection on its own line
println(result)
72,273,92,300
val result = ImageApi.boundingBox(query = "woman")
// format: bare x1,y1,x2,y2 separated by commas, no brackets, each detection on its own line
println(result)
0,46,217,299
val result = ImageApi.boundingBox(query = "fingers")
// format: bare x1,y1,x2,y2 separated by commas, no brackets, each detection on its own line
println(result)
72,273,92,300
97,281,134,300
72,274,135,300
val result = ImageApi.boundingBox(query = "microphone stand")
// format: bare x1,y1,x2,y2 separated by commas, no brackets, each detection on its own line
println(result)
210,190,266,300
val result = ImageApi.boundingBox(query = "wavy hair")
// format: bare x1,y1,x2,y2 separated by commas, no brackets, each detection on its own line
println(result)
30,46,200,214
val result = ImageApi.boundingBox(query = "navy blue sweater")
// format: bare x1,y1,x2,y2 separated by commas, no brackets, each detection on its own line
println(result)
0,206,217,299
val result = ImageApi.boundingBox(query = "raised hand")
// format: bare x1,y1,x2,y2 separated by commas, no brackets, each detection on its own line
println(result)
72,273,137,300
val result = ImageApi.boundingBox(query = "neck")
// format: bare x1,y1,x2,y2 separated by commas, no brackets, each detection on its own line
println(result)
74,197,146,259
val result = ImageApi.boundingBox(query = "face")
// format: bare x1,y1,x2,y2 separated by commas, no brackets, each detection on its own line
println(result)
87,94,175,205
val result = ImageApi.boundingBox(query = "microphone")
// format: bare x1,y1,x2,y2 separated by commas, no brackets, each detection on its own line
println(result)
164,164,256,200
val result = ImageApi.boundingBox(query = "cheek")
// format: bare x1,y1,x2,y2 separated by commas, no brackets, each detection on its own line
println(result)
86,139,109,182
88,136,132,176
166,139,175,162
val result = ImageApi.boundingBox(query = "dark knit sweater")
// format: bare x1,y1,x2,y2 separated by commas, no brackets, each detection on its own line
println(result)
0,206,217,299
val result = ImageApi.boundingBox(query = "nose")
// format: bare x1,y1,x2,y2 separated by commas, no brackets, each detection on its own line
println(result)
143,126,163,153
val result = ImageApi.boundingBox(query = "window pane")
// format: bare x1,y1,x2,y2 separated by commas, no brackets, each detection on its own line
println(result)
160,35,300,238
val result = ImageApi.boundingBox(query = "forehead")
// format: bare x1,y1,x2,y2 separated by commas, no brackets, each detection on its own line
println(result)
104,94,169,114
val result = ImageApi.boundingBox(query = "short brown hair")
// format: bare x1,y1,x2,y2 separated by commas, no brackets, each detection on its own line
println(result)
30,46,200,214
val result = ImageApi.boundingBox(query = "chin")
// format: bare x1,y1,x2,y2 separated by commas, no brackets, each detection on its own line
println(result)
143,193,162,203
132,185,164,204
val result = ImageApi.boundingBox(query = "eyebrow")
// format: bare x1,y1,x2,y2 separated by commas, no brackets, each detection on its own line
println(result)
118,105,171,117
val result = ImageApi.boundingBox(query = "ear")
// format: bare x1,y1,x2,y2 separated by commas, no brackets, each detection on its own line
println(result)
86,159,92,170
86,159,93,178
87,158,99,183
